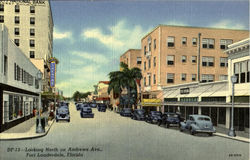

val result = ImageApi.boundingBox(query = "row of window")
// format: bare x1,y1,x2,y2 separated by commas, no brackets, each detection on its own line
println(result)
14,28,35,36
143,73,228,86
234,60,250,83
14,39,35,47
14,63,39,89
0,15,35,25
143,37,233,55
0,4,35,13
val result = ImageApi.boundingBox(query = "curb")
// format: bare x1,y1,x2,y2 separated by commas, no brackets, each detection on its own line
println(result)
0,119,55,141
214,133,250,143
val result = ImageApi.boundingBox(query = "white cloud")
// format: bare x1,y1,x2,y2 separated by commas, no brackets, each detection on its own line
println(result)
53,27,72,40
164,20,188,26
209,20,247,30
81,20,148,51
71,51,109,64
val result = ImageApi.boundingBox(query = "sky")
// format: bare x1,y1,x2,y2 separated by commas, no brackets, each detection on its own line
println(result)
51,0,249,97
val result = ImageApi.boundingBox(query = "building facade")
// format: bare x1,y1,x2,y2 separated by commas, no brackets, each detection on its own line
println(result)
120,49,141,69
0,0,54,92
141,25,249,100
162,38,249,132
0,24,41,132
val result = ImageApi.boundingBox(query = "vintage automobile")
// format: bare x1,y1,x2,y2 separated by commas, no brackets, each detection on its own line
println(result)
76,103,83,110
80,107,94,118
131,109,146,120
145,111,162,123
179,114,216,136
158,112,181,128
97,104,107,112
120,108,132,117
56,106,70,122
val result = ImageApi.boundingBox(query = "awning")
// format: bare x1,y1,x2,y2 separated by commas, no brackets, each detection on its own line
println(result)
200,83,227,97
95,97,110,101
141,99,162,106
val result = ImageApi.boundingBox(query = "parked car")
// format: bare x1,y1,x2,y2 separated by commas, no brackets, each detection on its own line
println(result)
97,104,107,112
158,112,181,128
80,107,94,118
131,109,146,120
120,108,132,117
76,103,83,110
56,107,70,122
145,111,162,123
179,114,216,136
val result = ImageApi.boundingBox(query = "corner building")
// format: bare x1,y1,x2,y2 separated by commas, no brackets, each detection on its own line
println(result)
0,0,53,92
141,25,249,101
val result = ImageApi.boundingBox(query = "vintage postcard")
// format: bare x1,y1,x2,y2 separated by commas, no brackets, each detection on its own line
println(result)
0,0,249,160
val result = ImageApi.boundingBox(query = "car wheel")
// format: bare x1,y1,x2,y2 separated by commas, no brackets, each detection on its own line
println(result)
190,128,195,135
166,123,170,128
208,133,213,136
68,119,70,122
180,128,183,132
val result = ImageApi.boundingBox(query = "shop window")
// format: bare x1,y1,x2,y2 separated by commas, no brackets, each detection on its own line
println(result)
201,107,210,116
218,107,226,125
167,36,175,47
167,73,174,83
202,38,214,49
4,101,8,123
164,98,178,102
167,55,174,65
9,95,13,120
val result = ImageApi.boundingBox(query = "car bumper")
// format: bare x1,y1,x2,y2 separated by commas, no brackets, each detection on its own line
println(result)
81,113,94,118
194,129,216,133
56,116,70,120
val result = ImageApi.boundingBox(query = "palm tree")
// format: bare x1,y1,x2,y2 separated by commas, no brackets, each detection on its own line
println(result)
108,62,142,108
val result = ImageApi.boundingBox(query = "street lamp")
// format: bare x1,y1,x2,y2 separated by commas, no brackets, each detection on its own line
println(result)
228,75,237,137
36,70,44,133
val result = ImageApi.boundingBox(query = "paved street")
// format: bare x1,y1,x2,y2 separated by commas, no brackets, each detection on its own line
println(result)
0,102,249,160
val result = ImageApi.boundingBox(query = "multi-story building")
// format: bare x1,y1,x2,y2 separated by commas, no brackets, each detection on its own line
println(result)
120,49,141,69
96,81,110,104
0,0,53,92
0,24,41,132
162,38,249,132
141,25,249,100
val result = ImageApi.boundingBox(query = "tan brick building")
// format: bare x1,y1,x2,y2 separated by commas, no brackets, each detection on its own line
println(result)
141,25,249,100
120,49,141,69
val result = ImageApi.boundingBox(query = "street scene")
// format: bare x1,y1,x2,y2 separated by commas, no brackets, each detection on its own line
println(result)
0,0,249,160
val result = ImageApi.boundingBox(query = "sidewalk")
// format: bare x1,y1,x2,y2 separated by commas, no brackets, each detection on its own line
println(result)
0,116,54,141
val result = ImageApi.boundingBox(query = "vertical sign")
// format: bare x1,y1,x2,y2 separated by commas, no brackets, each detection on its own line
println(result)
50,61,56,88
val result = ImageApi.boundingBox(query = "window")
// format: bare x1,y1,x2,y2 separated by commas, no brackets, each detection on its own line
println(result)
148,75,151,86
30,6,35,13
30,40,35,47
30,28,35,36
30,17,35,25
148,59,151,69
167,73,174,83
148,41,151,52
181,73,186,81
182,37,187,45
234,61,249,84
0,15,4,23
167,55,174,65
14,28,19,35
14,39,19,46
15,5,20,12
16,65,21,81
201,74,214,83
30,51,35,58
180,88,189,94
15,16,19,24
4,55,7,76
202,38,214,49
144,61,146,70
191,56,197,63
153,57,156,67
220,39,232,49
219,75,228,81
144,46,146,55
154,39,156,49
153,74,156,84
182,55,187,63
167,37,175,47
136,57,141,64
202,57,214,66
14,63,17,80
144,77,146,86
192,74,196,81
0,4,4,12
218,107,226,125
220,57,228,67
192,38,197,46
35,79,39,89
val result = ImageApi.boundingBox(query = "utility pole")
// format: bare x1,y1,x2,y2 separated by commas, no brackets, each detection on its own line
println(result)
197,33,201,82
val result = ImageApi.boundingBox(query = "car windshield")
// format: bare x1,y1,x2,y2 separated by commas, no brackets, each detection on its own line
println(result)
152,111,161,115
137,110,145,114
198,117,210,121
168,113,178,118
